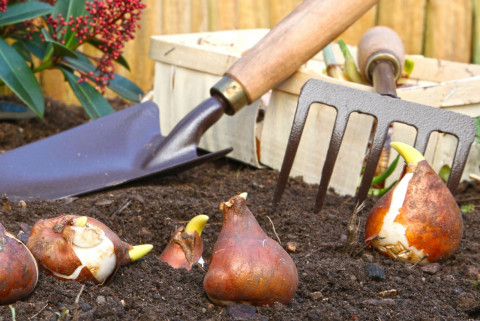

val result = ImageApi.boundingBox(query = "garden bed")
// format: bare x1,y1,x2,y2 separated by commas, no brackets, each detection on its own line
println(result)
0,98,479,320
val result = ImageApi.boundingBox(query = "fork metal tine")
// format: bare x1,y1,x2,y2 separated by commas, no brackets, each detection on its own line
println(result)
355,119,391,207
314,110,350,212
272,92,315,206
273,79,476,212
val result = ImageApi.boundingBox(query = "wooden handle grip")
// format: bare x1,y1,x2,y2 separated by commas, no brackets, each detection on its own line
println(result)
225,0,378,104
357,26,405,83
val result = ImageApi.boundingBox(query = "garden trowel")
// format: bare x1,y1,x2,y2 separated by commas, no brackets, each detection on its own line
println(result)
0,0,377,201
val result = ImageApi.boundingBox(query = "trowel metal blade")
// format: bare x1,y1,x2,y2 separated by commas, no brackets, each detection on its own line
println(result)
0,101,231,201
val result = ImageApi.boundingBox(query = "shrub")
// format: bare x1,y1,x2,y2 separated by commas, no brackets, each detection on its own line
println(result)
0,0,145,119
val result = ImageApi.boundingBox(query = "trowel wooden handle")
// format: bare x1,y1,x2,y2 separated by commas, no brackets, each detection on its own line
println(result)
221,0,378,111
357,26,405,83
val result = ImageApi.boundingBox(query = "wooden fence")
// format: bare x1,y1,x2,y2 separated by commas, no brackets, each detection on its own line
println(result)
28,0,480,104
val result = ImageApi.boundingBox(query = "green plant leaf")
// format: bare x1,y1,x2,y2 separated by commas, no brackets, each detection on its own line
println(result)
338,39,364,84
41,28,78,58
404,58,415,76
460,204,475,214
61,67,114,119
0,101,36,120
371,154,401,185
62,54,95,72
62,55,143,102
474,116,480,143
52,0,87,22
0,38,44,117
108,74,143,102
11,41,33,64
438,164,451,183
322,44,337,67
18,32,48,60
52,0,88,48
0,1,54,27
369,180,398,197
87,38,131,71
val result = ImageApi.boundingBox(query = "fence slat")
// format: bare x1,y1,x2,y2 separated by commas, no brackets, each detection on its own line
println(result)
424,0,472,62
120,0,163,94
13,1,480,108
377,0,426,55
162,0,191,34
474,0,480,63
268,0,301,26
191,0,209,32
238,0,270,29
337,6,377,45
208,0,237,31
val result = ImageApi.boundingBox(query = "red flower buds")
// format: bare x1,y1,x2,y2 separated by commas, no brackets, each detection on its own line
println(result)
27,215,152,284
0,222,38,305
365,142,463,264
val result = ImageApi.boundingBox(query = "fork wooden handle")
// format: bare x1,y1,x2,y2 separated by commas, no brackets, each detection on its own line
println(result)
224,0,378,107
357,26,405,83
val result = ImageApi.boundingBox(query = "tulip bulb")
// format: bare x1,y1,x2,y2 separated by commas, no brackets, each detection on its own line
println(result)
0,222,38,305
159,214,208,270
26,215,153,284
203,193,298,306
365,142,463,264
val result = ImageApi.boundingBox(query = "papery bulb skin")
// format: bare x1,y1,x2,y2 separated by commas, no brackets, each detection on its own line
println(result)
365,146,463,264
27,215,152,284
159,214,208,270
203,194,298,306
0,222,39,305
159,227,203,271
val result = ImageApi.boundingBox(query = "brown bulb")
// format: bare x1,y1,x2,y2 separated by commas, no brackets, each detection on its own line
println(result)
159,214,208,271
27,215,152,284
365,142,463,264
159,228,203,270
0,222,38,305
203,193,298,306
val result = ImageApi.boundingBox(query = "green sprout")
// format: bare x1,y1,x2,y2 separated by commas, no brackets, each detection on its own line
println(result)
363,154,401,197
474,117,480,143
338,39,364,84
461,204,475,214
438,164,451,183
404,58,415,76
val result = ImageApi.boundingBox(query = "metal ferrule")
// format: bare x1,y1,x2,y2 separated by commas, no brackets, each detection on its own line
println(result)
210,76,249,115
371,61,398,98
364,50,402,83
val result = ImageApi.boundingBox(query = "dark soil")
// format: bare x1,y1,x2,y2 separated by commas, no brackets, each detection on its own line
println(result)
1,98,480,321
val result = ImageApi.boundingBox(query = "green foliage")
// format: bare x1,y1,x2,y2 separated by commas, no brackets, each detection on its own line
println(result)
438,164,451,183
473,280,480,289
367,154,401,197
0,2,53,26
371,154,400,186
338,39,364,84
404,58,415,76
474,117,480,143
460,204,475,214
0,37,44,117
0,0,145,119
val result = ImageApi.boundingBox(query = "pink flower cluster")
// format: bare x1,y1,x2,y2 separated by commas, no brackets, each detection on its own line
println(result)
3,0,145,92
0,0,7,13
79,0,146,91
44,13,67,43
